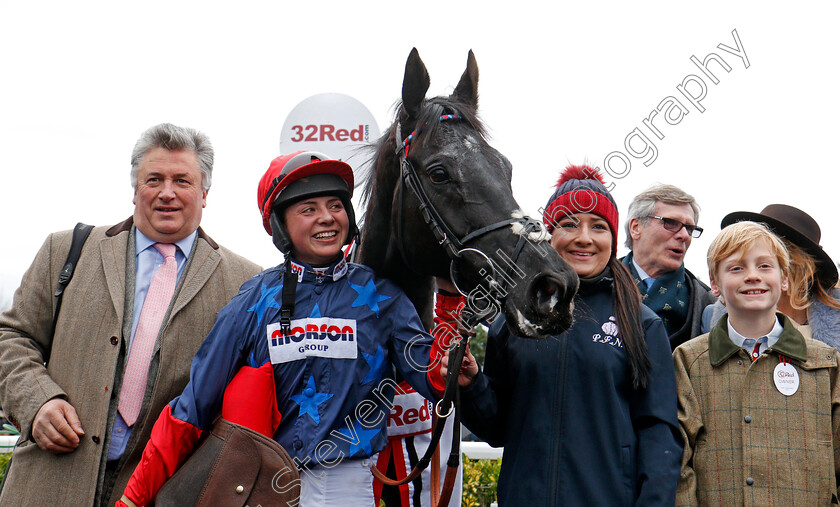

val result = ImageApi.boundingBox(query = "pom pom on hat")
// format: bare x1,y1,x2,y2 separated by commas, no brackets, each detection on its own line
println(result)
543,164,619,255
555,165,607,187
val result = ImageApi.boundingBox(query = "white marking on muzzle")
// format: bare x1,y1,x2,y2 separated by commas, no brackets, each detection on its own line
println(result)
515,309,544,335
510,210,551,243
544,285,574,315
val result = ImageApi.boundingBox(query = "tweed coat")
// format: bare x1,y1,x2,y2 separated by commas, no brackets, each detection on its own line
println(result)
674,313,840,506
0,218,260,507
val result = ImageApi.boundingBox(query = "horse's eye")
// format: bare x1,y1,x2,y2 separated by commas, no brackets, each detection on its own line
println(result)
428,167,450,184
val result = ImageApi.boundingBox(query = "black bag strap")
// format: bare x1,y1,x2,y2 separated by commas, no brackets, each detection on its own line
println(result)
0,223,92,491
51,223,94,337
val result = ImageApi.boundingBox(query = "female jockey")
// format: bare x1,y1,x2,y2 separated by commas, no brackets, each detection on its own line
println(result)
118,151,453,506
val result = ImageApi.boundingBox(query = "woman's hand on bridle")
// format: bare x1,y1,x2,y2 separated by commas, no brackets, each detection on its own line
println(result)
440,342,479,388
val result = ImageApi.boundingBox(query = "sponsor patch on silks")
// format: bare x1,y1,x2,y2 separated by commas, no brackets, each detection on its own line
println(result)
387,387,433,437
267,318,358,364
290,261,305,282
333,256,348,280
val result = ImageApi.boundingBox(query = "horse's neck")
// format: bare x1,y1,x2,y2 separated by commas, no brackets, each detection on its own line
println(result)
393,270,435,331
358,154,397,273
359,153,435,330
358,181,393,273
364,228,436,330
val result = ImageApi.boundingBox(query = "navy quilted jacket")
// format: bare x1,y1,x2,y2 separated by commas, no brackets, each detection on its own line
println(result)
461,270,682,506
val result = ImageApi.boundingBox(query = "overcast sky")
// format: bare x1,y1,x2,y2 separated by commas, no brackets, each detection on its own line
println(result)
2,1,838,307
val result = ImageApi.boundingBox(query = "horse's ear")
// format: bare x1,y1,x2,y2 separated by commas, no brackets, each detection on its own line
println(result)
452,49,479,108
402,47,430,120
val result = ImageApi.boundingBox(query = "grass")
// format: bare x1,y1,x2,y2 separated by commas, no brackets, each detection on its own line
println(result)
0,453,10,483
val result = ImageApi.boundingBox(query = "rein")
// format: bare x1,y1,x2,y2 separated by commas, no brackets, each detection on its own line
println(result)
370,305,474,507
371,113,543,505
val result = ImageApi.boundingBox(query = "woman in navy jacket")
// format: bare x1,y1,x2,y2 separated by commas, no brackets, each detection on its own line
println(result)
445,165,682,505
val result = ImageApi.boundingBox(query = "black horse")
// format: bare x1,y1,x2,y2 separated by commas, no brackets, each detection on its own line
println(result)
359,48,578,338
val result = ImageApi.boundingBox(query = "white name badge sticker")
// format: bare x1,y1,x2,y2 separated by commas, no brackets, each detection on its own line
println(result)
774,362,800,396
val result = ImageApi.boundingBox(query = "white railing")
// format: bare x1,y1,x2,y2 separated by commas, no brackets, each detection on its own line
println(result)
0,437,500,459
461,441,503,460
461,442,502,506
0,435,18,453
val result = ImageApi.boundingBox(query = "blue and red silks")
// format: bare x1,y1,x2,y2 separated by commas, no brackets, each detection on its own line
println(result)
122,257,454,506
122,362,282,507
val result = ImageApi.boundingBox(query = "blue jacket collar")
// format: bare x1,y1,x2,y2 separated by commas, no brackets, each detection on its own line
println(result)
288,255,349,283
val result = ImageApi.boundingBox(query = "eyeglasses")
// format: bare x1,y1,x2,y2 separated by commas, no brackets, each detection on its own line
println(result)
646,215,703,238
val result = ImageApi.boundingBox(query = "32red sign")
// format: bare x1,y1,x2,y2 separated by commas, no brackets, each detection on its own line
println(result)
290,124,365,142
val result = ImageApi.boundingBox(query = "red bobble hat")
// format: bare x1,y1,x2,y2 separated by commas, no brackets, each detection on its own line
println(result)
542,164,619,255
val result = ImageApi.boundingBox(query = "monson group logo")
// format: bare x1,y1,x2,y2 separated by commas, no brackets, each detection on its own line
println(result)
267,317,358,364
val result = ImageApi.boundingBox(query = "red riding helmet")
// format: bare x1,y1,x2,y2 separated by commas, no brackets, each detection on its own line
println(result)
257,151,358,253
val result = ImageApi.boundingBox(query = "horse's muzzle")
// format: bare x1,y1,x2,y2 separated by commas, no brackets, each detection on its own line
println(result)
502,269,579,339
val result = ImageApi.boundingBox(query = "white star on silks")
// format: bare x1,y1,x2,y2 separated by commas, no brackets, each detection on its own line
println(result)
290,376,333,425
348,279,391,317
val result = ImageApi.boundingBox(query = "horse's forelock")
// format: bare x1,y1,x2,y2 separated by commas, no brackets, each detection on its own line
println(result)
414,97,485,150
360,95,485,206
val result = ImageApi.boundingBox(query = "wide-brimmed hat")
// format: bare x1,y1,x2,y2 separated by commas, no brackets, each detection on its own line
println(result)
721,204,838,289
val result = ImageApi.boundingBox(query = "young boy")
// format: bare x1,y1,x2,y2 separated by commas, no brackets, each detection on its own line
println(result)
674,221,840,506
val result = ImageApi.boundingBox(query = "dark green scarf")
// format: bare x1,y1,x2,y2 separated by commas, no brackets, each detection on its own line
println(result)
622,252,690,336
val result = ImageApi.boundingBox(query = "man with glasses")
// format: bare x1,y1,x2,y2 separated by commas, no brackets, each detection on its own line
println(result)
622,184,716,349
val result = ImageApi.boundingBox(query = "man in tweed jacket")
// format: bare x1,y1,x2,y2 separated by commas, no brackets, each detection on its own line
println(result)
0,123,261,506
675,221,840,506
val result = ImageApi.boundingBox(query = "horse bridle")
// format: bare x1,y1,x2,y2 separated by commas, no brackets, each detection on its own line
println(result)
370,113,545,505
394,114,547,314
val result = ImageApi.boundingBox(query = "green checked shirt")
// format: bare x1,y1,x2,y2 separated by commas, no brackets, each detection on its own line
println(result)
674,313,840,506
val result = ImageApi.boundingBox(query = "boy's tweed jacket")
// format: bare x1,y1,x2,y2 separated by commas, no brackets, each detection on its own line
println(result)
674,313,840,506
0,218,261,507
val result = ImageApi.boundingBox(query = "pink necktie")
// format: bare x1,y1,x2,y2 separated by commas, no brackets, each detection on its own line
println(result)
118,243,177,426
